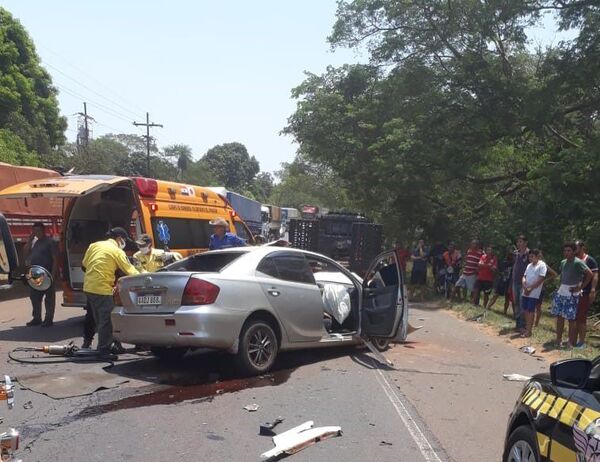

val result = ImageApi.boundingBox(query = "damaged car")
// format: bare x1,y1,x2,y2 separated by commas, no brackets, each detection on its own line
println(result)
112,247,410,374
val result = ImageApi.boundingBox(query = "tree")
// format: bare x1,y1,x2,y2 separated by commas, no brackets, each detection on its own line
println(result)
0,129,39,166
163,144,193,180
202,142,260,190
251,171,274,203
0,8,66,159
285,0,600,257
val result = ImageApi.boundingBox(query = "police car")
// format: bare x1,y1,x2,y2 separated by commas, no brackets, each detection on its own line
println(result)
504,357,600,461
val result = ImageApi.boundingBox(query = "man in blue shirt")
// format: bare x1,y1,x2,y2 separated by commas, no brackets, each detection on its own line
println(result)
208,217,247,250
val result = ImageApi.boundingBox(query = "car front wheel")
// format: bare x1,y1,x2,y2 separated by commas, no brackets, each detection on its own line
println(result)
236,320,278,375
504,425,539,462
370,337,391,352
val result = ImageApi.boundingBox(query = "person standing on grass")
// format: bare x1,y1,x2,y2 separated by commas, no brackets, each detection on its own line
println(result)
551,242,593,348
487,248,514,314
575,240,598,348
512,235,530,332
521,249,547,338
410,239,429,291
453,240,483,302
533,250,558,328
394,241,411,275
474,245,497,310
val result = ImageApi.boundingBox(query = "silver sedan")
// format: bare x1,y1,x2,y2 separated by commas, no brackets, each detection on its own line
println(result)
112,247,409,375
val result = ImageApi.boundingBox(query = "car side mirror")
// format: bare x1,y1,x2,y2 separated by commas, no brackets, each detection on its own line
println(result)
551,359,592,389
0,213,18,278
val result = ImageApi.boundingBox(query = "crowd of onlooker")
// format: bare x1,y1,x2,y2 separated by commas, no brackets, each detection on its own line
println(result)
395,235,598,349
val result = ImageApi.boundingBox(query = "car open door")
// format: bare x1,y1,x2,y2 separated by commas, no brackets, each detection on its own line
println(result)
360,251,406,340
0,175,130,198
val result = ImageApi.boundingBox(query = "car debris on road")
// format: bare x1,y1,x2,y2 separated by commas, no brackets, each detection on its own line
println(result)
243,403,260,412
260,420,342,461
502,373,531,382
259,417,284,436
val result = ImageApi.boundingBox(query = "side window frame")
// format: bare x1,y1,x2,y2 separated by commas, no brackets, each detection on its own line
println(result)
257,252,316,285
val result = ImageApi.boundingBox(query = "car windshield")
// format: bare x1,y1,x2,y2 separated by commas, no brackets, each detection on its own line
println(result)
162,252,244,272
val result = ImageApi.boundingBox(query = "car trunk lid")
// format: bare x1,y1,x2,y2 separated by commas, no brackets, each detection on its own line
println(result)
117,272,192,314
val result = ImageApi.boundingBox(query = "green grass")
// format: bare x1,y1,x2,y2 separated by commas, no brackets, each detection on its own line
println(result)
441,297,600,360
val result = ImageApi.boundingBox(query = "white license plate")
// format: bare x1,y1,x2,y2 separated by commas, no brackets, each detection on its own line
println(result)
136,295,162,306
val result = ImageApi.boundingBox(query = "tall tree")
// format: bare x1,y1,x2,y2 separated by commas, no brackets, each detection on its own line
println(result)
202,142,260,190
0,8,66,160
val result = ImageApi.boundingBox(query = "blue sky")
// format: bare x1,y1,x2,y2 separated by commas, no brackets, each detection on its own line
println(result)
3,1,573,174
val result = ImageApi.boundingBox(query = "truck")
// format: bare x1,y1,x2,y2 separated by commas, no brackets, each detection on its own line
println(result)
261,204,282,241
0,163,63,268
318,212,370,259
280,207,300,240
208,187,262,236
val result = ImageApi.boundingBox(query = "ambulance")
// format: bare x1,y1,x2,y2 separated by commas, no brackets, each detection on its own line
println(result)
0,175,253,307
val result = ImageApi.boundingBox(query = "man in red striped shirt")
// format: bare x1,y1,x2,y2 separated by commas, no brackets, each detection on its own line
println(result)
453,240,483,302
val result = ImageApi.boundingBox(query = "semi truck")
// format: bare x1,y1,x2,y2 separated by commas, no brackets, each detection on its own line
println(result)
261,204,282,241
208,187,262,236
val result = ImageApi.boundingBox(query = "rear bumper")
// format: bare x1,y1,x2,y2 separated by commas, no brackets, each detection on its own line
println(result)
111,305,247,351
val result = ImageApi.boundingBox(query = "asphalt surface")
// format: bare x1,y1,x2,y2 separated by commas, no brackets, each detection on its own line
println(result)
0,293,550,461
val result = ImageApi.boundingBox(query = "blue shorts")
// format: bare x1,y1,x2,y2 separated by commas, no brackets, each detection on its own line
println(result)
521,296,538,313
551,293,579,321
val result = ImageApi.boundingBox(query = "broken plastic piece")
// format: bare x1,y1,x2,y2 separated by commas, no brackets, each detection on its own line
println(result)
259,417,284,436
260,421,342,460
243,403,260,412
520,346,536,355
503,374,531,382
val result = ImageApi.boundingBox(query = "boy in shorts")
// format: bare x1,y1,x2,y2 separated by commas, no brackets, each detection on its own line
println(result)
521,249,547,337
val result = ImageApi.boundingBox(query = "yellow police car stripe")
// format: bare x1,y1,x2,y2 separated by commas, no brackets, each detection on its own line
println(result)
537,432,550,458
548,397,567,420
549,440,577,462
559,401,583,427
531,391,548,410
539,394,556,415
524,389,540,406
576,407,600,430
523,386,537,403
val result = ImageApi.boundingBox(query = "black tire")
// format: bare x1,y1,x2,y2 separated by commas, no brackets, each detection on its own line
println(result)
503,425,539,462
236,319,278,376
370,337,391,352
150,346,188,361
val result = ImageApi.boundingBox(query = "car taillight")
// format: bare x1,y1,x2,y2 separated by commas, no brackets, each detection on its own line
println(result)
113,283,123,306
181,277,220,305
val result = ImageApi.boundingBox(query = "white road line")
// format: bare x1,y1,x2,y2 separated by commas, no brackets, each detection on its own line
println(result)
371,362,443,462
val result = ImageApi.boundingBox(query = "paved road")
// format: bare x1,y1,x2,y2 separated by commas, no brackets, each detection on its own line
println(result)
0,294,549,461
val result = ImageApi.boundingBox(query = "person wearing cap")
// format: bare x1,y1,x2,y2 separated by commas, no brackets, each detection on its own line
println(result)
82,227,139,358
133,234,182,272
208,217,247,250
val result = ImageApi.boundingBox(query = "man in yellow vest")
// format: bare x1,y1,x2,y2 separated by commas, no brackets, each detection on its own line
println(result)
82,227,138,358
133,234,182,272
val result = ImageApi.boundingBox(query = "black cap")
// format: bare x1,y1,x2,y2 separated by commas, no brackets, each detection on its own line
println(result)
107,227,131,240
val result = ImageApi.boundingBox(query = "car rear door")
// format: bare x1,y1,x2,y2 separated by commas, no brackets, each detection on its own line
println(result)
256,251,324,343
360,251,406,339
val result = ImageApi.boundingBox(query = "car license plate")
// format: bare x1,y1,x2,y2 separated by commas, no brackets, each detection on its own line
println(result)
137,295,161,306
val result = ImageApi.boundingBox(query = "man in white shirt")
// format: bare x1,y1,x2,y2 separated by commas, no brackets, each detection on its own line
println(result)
521,249,547,338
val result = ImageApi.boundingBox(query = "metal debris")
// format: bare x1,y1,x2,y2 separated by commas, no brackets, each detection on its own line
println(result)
23,401,33,409
243,403,260,412
259,417,284,436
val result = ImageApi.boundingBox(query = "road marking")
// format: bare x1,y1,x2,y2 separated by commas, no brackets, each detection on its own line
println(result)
371,361,443,462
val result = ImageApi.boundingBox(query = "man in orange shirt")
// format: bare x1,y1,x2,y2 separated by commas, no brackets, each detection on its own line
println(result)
474,245,498,309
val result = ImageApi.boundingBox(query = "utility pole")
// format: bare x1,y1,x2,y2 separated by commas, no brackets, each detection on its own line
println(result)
76,102,95,149
133,112,163,177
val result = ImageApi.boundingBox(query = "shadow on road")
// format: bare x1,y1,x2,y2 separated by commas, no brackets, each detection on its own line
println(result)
0,315,84,343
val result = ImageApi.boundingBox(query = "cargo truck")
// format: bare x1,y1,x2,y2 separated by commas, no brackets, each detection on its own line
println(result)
208,187,262,236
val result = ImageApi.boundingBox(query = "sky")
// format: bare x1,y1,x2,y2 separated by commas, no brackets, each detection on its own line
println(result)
2,1,575,174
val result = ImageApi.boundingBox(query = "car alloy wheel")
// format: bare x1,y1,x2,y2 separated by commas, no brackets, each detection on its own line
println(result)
507,440,536,462
248,326,275,368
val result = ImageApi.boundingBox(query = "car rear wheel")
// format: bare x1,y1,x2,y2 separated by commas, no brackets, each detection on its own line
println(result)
151,347,188,361
504,426,539,462
236,320,278,376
